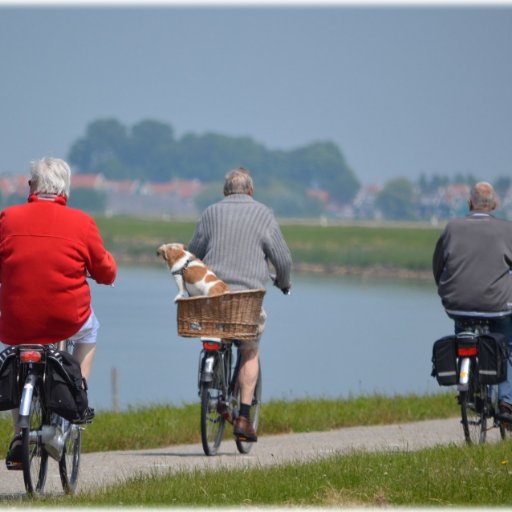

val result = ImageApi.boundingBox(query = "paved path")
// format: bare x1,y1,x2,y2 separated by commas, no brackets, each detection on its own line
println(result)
0,417,501,498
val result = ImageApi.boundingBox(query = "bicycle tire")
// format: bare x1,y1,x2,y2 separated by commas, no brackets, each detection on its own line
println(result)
200,383,225,456
460,364,487,444
21,380,49,495
235,362,262,454
59,422,82,494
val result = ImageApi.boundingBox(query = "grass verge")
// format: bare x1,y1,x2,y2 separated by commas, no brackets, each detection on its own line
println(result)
32,439,512,507
94,216,441,272
1,392,458,454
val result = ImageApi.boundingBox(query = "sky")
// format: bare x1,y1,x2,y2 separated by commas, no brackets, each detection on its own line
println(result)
0,3,511,185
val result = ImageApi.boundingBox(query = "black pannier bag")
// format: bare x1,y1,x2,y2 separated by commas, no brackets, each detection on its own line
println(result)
432,336,458,386
478,333,509,385
45,349,89,422
0,346,19,411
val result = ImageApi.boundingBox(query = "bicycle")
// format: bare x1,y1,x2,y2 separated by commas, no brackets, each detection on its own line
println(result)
198,337,262,456
176,289,266,456
433,318,512,444
11,340,84,495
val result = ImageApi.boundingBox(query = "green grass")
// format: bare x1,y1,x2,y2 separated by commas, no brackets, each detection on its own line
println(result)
28,440,512,507
94,216,442,271
0,393,458,455
4,393,508,507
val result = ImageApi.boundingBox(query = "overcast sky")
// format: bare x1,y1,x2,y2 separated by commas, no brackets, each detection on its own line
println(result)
0,4,511,185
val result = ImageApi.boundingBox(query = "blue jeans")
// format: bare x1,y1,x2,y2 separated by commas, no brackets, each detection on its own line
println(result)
452,315,512,405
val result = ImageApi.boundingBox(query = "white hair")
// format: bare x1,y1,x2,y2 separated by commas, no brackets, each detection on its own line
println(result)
30,157,71,198
223,167,253,196
470,181,495,211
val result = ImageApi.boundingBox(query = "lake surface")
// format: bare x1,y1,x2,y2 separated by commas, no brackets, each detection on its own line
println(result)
87,267,454,410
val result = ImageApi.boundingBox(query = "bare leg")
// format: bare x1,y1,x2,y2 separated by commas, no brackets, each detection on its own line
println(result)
238,346,259,405
72,343,96,381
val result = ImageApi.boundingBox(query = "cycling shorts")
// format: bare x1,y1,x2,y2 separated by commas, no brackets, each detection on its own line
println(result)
1,309,100,349
68,310,100,345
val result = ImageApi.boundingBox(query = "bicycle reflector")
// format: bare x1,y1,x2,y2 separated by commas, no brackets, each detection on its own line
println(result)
457,345,478,357
202,340,221,351
20,350,42,363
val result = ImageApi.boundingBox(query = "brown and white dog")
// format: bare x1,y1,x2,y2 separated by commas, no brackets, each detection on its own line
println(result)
157,243,229,302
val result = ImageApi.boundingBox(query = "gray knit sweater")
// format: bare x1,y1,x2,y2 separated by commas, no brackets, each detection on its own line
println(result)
188,194,292,291
433,212,512,315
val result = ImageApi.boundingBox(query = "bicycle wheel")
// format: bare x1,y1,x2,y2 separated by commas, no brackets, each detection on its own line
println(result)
235,362,262,454
59,422,82,494
200,383,225,456
460,365,487,444
21,381,49,495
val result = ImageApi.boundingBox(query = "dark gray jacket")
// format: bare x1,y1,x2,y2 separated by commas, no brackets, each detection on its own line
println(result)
433,212,512,315
188,194,292,292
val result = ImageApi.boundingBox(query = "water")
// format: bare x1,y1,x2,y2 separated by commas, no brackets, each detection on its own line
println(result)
87,267,454,410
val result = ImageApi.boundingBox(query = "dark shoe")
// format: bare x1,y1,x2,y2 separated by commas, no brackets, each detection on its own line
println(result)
498,401,512,423
5,434,23,471
233,416,257,442
74,407,95,424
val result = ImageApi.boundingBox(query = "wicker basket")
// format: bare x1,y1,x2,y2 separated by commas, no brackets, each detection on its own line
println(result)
176,289,266,340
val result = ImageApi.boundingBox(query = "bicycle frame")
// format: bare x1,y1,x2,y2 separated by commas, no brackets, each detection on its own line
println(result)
197,337,261,456
13,341,82,495
454,320,510,444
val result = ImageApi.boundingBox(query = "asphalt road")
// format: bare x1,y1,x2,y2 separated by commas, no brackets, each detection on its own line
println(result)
0,417,501,499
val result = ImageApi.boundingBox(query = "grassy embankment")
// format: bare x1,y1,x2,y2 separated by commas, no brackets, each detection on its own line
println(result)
95,216,442,276
36,440,512,507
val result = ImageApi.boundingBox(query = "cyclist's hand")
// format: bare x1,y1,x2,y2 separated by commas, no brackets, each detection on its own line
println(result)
270,273,291,295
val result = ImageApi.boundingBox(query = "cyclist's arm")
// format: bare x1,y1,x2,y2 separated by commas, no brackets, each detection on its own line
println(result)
432,234,446,286
84,220,117,285
264,222,292,293
187,218,208,260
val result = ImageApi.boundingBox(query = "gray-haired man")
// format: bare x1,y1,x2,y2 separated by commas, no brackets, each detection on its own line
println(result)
433,181,512,420
188,167,292,441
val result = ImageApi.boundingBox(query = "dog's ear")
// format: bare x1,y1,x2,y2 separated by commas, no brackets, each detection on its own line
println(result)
183,244,188,251
157,245,168,261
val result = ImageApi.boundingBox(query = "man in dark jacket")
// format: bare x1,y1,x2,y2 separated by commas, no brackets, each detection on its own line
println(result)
433,181,512,419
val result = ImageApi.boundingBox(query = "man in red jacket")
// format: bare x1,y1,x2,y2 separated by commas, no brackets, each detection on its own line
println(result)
0,157,117,469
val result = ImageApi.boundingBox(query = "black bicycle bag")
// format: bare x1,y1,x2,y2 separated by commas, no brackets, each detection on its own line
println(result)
431,335,458,386
0,346,19,411
477,333,509,385
45,349,89,422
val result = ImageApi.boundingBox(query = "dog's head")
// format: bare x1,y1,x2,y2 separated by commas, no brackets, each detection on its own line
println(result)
157,243,188,267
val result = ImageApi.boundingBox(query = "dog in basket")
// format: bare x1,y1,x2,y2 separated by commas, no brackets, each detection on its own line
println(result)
157,243,230,302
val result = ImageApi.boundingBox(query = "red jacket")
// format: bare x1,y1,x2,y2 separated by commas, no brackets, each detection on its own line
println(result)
0,194,117,345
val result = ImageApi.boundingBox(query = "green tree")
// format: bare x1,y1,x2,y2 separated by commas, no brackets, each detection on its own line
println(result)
281,142,359,204
69,119,129,178
128,119,176,182
376,177,417,220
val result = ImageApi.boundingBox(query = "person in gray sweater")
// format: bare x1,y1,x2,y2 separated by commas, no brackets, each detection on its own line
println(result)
433,181,512,419
188,167,292,441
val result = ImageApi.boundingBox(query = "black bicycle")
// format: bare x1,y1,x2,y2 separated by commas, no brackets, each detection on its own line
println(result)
176,289,268,456
198,337,262,456
433,318,512,444
14,340,82,495
457,322,511,444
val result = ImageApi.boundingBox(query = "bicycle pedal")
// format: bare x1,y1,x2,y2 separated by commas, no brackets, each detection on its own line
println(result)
5,461,23,471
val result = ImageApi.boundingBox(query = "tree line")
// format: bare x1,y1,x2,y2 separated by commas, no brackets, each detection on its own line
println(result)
68,118,360,217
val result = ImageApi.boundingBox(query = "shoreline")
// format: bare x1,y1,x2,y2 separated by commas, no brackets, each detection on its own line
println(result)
113,252,433,281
